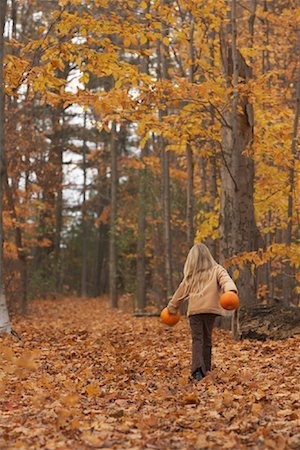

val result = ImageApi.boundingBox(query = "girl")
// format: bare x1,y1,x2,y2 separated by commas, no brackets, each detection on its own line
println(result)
167,243,237,381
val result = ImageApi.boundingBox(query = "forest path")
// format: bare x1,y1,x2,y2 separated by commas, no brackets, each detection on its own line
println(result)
0,298,299,449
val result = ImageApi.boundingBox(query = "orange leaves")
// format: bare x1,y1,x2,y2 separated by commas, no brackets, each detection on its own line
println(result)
14,352,39,371
96,206,110,226
226,244,300,292
1,347,40,374
123,36,131,48
61,394,80,406
222,390,234,407
184,394,200,405
162,37,169,47
85,383,101,398
1,297,300,448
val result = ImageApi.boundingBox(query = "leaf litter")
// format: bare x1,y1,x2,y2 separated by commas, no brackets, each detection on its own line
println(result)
0,297,299,449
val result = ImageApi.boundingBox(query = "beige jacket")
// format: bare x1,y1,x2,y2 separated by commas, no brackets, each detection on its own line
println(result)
167,264,238,317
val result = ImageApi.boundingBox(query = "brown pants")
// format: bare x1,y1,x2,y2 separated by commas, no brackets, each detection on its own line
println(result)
189,313,217,375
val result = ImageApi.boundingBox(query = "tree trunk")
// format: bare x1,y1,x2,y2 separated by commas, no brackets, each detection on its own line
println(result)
260,0,273,302
2,0,28,313
136,38,150,311
205,27,218,260
51,108,64,292
206,159,218,259
220,1,258,335
160,134,173,298
93,159,109,297
94,222,107,296
81,111,88,297
11,0,17,39
0,0,11,334
186,143,194,248
109,121,118,308
136,143,148,310
4,175,28,313
240,304,300,340
186,12,195,249
157,23,173,298
283,72,300,304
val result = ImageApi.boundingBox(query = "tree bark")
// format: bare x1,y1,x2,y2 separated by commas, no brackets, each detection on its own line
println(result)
93,159,109,297
136,34,150,311
4,175,28,313
261,0,273,302
186,142,194,248
109,121,118,307
157,17,173,298
136,143,148,310
0,0,11,334
2,1,28,313
207,160,218,259
240,304,300,340
11,0,17,39
52,106,65,292
220,1,259,334
186,12,195,249
94,222,108,296
160,135,173,297
81,111,88,297
283,72,300,304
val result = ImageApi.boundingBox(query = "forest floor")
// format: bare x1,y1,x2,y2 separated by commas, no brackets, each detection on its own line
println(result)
0,297,299,450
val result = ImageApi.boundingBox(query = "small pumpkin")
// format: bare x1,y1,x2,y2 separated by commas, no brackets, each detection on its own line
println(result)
160,307,180,326
220,291,239,310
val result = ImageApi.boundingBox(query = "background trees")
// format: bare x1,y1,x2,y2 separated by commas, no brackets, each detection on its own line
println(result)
1,0,299,314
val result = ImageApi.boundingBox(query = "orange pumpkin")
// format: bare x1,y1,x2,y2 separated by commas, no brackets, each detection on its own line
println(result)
220,291,239,310
160,307,180,326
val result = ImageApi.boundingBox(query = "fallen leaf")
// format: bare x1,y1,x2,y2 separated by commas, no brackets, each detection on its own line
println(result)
184,395,200,405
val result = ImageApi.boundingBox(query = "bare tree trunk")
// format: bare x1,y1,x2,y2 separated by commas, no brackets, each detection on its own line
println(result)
51,107,64,292
186,12,195,249
136,37,150,310
50,60,70,292
136,143,148,310
149,135,165,305
0,0,11,334
207,160,218,259
206,25,218,260
186,143,194,248
93,159,109,297
4,175,28,313
11,0,17,38
160,135,173,297
55,152,63,289
109,121,118,307
220,1,259,338
2,0,28,314
94,222,107,295
157,18,173,298
81,112,88,297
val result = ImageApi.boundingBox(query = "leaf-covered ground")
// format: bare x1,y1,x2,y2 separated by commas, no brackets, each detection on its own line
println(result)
0,298,299,450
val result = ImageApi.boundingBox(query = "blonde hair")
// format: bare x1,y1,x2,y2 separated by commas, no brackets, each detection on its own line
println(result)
183,243,217,292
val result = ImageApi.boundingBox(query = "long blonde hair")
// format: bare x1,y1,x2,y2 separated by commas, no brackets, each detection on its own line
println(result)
183,243,217,292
